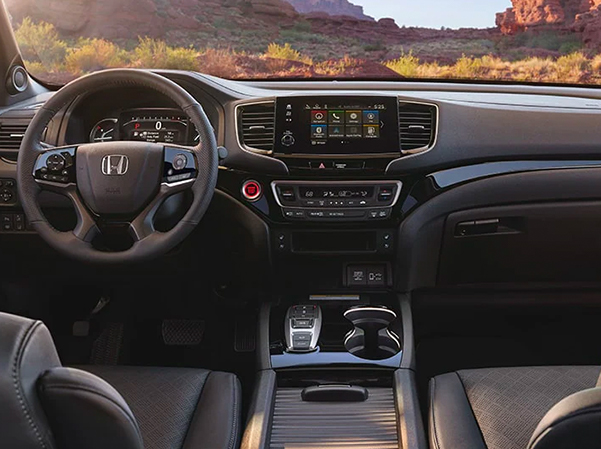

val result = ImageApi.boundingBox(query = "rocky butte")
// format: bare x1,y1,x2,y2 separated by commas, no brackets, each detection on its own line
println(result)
496,0,601,47
285,0,374,21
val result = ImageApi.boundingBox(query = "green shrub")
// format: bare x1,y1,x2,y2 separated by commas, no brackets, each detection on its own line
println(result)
291,21,312,33
559,40,583,54
133,38,199,70
364,41,386,52
65,39,127,74
14,18,67,69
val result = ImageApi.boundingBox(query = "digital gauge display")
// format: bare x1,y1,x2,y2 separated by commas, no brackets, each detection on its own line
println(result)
118,109,191,145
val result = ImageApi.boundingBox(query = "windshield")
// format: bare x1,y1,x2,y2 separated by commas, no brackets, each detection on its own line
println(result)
4,0,601,85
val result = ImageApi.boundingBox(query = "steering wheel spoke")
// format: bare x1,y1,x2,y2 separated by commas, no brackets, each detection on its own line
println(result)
60,185,99,242
129,177,195,242
33,146,78,189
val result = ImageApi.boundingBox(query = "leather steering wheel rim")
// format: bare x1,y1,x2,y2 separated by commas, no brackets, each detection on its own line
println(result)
17,69,218,263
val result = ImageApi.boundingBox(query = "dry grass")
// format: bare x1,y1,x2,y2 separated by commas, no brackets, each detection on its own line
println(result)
65,39,127,74
14,17,601,85
198,48,240,78
385,52,598,84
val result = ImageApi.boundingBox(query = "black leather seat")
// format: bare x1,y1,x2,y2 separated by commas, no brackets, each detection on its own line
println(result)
0,312,241,449
429,366,601,449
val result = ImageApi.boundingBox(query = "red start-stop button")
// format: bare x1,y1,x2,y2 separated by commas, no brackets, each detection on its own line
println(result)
242,180,262,202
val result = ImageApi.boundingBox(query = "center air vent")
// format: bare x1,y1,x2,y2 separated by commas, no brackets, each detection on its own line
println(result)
0,121,28,151
238,102,275,153
398,101,437,154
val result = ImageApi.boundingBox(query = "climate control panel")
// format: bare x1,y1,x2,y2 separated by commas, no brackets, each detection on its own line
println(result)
272,180,402,221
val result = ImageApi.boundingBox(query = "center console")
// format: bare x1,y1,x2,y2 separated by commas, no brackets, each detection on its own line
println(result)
233,95,429,449
241,294,426,449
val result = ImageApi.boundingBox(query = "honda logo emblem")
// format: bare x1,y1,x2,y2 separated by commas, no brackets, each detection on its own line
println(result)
101,155,129,176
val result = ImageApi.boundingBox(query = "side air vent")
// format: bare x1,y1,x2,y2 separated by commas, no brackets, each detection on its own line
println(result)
398,101,437,154
238,101,275,153
0,121,28,151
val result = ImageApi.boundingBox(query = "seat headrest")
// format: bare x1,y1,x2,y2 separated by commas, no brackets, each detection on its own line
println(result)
38,367,144,449
0,311,143,449
529,387,601,449
0,311,61,449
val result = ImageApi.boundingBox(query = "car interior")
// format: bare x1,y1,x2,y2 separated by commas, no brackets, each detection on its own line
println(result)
3,1,601,449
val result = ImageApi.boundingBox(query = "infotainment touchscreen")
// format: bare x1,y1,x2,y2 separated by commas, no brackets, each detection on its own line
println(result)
273,96,400,155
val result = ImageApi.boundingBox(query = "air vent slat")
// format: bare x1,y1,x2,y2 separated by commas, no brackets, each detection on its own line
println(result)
398,102,437,154
0,122,29,151
239,102,275,152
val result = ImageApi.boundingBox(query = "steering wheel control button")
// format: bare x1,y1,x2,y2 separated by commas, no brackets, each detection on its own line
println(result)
0,213,28,233
163,147,197,183
34,148,77,184
242,180,262,202
1,188,14,203
1,214,13,231
172,153,188,170
46,154,66,172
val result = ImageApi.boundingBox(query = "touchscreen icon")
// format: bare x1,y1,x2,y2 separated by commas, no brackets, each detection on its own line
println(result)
311,110,327,124
346,110,362,124
345,125,362,138
364,124,380,138
328,110,344,124
328,125,344,138
311,125,327,139
363,110,379,124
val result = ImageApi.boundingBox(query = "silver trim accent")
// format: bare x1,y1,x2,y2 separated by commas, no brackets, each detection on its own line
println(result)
234,100,276,156
284,305,322,353
161,178,195,188
241,179,262,202
343,307,397,319
101,155,129,176
398,99,439,156
270,180,403,210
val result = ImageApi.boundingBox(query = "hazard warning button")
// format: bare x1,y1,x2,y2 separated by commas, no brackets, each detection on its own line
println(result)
309,161,333,170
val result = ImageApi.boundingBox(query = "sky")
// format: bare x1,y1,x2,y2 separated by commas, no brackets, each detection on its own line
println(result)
351,0,513,29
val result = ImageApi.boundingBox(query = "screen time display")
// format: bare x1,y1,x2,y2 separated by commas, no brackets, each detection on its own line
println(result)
274,96,400,155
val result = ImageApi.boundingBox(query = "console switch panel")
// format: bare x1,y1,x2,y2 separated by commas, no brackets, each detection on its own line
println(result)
285,305,322,352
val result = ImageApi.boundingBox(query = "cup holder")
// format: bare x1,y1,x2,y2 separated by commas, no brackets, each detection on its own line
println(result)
344,306,401,361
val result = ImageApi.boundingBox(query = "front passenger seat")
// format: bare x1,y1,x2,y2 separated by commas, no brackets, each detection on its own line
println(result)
0,312,241,449
429,366,601,449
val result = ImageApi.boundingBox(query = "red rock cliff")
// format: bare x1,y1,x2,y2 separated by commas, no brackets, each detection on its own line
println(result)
496,0,601,33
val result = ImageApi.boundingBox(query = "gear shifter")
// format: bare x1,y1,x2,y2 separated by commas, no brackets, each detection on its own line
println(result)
285,305,322,352
344,305,400,360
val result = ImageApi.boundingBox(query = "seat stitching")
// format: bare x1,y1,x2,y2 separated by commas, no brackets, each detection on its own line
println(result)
181,371,210,449
228,375,239,449
430,377,441,449
12,321,48,449
455,372,488,447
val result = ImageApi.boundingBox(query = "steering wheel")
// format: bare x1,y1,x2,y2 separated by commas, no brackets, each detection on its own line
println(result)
17,69,218,263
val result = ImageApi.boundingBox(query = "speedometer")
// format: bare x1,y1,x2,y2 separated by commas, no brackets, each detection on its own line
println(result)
89,118,117,142
119,109,190,145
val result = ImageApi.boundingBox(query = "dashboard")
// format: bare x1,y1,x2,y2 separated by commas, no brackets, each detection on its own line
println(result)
3,71,601,289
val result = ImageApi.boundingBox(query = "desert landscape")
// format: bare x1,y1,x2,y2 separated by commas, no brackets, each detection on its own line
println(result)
5,0,601,84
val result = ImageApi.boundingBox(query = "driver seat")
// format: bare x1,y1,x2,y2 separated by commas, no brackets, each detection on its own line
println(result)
0,311,241,449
